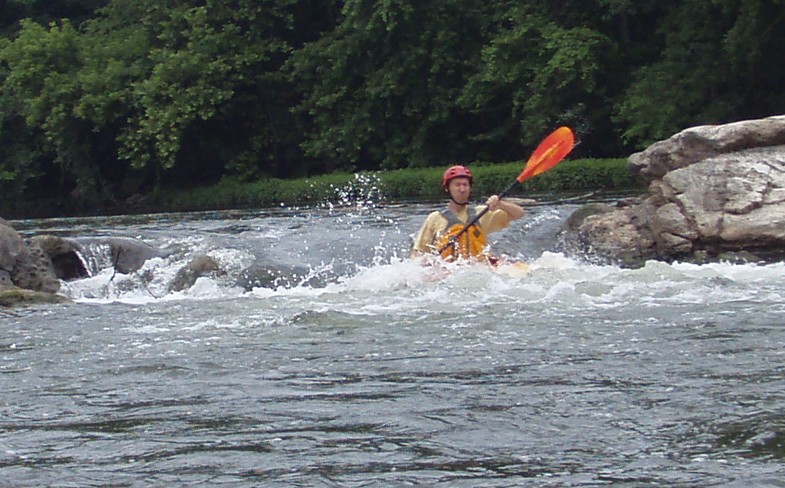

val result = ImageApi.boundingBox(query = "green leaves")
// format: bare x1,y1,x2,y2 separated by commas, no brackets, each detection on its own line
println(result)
458,4,617,156
1,0,305,208
1,20,80,127
1,0,785,215
115,1,290,174
612,0,785,146
288,0,491,171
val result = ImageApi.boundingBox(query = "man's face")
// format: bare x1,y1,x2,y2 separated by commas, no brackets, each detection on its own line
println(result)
447,177,471,204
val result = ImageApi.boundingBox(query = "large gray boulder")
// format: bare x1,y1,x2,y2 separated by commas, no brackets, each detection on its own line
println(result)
29,235,89,280
0,222,60,293
629,115,785,182
566,116,785,265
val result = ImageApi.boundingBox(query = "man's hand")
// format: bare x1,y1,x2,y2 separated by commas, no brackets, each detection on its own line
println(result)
486,195,501,211
485,195,525,220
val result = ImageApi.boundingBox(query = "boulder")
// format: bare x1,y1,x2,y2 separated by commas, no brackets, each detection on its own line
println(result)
74,236,171,274
107,237,166,274
16,239,61,293
0,221,25,275
563,199,658,265
567,116,785,265
629,115,785,183
168,255,225,292
29,235,89,280
0,222,60,293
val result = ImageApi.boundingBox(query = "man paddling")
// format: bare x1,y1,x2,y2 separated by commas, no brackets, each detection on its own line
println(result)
410,165,525,262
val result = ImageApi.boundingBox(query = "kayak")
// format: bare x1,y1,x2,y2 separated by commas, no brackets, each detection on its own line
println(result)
492,260,531,277
417,255,531,281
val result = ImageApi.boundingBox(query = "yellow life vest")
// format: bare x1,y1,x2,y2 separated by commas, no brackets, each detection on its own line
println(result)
433,209,489,261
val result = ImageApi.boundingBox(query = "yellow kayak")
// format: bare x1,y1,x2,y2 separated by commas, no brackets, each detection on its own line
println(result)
493,260,532,277
418,256,531,281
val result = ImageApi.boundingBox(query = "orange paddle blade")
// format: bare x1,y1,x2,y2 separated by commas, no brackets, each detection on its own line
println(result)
517,126,575,183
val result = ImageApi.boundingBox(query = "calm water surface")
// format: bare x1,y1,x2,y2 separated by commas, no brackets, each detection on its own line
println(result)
2,199,785,486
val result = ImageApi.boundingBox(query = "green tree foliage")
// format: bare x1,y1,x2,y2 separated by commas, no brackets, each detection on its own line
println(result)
0,9,153,207
113,0,302,184
615,0,785,145
1,0,785,215
287,0,493,172
0,20,93,202
1,0,312,210
459,2,619,157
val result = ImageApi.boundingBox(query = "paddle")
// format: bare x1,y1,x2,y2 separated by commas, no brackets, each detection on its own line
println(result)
437,126,576,256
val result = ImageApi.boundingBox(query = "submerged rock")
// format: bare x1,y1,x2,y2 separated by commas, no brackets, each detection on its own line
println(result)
168,255,225,292
0,284,68,307
236,261,326,290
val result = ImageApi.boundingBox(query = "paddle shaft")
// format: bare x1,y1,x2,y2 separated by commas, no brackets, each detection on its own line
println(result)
436,178,519,255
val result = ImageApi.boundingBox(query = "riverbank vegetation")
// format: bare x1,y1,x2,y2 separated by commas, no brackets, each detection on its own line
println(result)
1,1,783,217
153,157,637,213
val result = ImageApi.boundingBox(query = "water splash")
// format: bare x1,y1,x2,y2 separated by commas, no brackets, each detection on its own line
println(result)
42,200,785,309
320,172,385,211
56,238,785,308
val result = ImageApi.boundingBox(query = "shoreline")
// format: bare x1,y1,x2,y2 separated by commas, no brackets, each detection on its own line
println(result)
1,158,640,220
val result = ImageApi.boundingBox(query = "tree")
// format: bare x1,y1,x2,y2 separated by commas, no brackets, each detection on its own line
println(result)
458,2,620,158
722,0,785,118
0,0,108,37
0,19,98,204
615,0,785,146
1,0,322,211
288,0,494,171
108,0,327,184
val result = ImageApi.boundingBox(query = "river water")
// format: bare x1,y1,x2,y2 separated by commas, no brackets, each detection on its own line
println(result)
2,196,785,487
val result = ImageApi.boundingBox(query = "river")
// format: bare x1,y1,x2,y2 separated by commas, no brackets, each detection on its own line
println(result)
2,196,785,486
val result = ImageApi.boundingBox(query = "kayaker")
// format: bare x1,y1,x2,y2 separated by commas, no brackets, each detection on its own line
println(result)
410,165,525,262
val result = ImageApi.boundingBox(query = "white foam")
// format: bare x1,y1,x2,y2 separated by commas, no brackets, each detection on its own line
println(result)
59,242,785,315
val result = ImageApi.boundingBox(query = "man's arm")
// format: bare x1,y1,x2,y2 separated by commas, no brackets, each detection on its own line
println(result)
410,212,440,257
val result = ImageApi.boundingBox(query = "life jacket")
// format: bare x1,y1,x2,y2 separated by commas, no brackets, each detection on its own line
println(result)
433,208,490,261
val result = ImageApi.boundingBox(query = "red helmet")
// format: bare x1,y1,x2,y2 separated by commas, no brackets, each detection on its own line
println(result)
442,165,473,190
